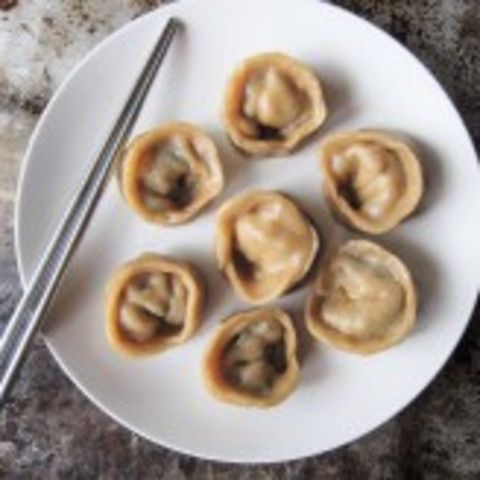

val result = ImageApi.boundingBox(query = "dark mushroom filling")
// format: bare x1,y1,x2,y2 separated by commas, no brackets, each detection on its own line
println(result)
119,272,187,342
221,318,287,396
138,141,197,213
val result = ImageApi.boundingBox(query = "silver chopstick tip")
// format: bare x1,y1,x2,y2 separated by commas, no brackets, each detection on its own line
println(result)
167,17,184,33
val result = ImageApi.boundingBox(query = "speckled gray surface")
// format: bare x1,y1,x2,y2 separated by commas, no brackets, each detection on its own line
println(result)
0,1,479,478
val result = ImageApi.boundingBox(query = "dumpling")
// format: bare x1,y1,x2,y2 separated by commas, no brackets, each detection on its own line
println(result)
118,122,224,225
203,307,299,407
223,52,327,156
216,190,320,304
105,254,204,356
319,130,423,234
305,240,417,355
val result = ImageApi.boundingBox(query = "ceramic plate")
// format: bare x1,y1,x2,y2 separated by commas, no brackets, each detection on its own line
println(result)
15,0,480,463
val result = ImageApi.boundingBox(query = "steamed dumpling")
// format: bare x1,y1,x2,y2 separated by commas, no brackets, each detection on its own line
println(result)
223,52,327,156
203,307,299,407
319,130,423,234
105,254,204,356
216,190,319,304
305,240,417,355
118,122,224,225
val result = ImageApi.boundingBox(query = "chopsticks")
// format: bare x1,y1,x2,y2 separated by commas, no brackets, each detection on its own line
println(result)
0,18,181,404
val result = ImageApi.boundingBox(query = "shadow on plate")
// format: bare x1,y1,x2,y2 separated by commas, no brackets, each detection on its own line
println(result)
286,296,330,387
311,62,357,139
379,234,441,335
408,133,445,216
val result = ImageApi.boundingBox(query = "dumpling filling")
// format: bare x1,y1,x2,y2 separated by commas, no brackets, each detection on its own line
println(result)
331,142,406,220
222,318,287,395
242,68,306,140
119,272,187,342
139,138,198,213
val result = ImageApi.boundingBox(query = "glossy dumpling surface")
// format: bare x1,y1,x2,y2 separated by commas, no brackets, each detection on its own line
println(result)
216,190,320,304
223,52,327,156
305,240,417,354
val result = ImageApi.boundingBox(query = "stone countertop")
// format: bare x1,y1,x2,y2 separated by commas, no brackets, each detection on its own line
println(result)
1,1,479,478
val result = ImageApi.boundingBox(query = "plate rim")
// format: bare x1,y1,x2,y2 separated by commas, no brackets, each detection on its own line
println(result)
13,0,480,463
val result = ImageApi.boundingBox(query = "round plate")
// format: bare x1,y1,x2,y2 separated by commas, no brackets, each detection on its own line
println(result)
15,0,480,463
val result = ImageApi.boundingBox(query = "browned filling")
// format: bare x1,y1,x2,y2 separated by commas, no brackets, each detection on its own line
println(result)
138,144,196,213
256,124,283,141
339,181,362,210
232,249,256,282
221,319,287,395
118,272,187,343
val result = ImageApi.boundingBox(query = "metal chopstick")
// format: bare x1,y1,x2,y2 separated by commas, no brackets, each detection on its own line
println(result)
0,18,181,404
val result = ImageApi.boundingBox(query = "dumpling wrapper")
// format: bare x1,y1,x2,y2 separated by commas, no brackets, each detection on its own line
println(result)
105,254,204,356
203,307,299,408
216,190,320,304
305,240,417,355
319,130,423,234
223,52,327,156
118,122,224,225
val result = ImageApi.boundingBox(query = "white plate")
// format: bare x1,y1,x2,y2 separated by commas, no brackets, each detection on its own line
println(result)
15,0,480,463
